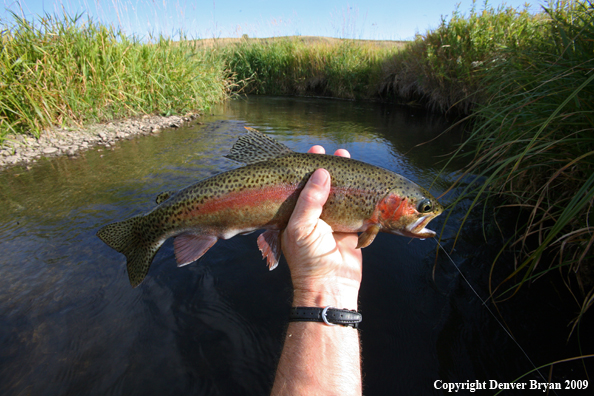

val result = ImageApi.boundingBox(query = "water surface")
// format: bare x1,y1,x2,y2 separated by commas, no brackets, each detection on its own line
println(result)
0,96,591,395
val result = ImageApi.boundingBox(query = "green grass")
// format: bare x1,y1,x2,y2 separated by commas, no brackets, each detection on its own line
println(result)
440,0,594,329
0,3,547,141
218,37,402,100
216,2,543,114
0,12,232,141
380,0,542,113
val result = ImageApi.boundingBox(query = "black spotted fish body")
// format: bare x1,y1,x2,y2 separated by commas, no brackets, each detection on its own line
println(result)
97,128,443,287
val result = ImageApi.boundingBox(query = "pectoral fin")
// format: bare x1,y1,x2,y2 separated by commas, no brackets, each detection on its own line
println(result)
257,230,282,270
357,224,381,249
174,234,218,267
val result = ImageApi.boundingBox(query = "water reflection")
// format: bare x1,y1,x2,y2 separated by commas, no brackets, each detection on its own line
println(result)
0,96,590,395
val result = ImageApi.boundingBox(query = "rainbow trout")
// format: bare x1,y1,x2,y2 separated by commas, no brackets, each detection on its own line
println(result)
97,128,443,287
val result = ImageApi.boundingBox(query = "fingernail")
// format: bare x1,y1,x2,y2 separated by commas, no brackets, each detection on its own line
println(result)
309,169,328,187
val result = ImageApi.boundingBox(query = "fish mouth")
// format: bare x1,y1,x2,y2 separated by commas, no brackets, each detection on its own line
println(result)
404,215,436,239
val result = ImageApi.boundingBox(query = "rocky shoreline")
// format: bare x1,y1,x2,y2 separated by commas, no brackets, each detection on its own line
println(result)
0,113,200,170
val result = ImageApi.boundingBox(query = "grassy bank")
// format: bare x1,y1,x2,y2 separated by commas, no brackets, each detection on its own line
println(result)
217,2,540,113
388,2,541,113
0,3,544,139
218,36,402,100
0,12,231,142
442,0,594,327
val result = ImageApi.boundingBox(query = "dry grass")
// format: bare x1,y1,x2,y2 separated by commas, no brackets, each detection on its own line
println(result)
192,35,408,49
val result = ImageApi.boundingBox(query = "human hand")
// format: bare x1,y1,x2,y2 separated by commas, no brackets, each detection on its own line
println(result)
280,146,363,310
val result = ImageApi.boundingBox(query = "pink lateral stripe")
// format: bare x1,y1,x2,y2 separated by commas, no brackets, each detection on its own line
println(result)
195,183,368,215
197,184,298,215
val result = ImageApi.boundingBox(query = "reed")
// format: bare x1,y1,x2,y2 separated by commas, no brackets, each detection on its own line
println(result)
0,12,231,141
441,0,594,329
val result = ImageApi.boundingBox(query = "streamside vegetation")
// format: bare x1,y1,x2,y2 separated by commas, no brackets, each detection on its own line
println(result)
0,12,231,140
216,2,540,114
217,37,402,101
442,0,594,329
0,2,549,138
381,2,542,113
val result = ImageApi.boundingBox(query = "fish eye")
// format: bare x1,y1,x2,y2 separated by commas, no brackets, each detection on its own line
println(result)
417,198,433,213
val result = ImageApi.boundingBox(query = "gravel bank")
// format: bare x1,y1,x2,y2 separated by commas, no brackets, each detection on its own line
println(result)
0,113,200,170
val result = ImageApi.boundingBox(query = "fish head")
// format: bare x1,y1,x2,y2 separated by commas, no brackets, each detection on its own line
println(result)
376,185,443,239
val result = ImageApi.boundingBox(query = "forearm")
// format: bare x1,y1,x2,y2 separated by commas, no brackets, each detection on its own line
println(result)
271,288,362,396
271,322,361,396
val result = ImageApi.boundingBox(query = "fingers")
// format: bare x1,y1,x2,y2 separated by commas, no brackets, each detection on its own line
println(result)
307,145,325,154
333,149,350,158
308,145,350,158
286,169,331,243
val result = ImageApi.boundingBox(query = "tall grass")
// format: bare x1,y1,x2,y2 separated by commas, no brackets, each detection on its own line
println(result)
442,0,594,329
379,1,541,113
0,3,547,142
0,12,231,140
217,2,543,114
219,37,402,100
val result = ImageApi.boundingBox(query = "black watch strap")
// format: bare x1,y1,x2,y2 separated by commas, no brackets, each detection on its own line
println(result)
289,306,362,328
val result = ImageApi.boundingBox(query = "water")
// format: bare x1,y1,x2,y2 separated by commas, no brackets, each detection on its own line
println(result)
0,96,591,395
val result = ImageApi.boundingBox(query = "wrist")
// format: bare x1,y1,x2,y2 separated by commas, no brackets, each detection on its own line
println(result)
292,277,360,310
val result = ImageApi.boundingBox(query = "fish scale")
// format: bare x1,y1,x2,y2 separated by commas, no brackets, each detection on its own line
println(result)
97,128,443,287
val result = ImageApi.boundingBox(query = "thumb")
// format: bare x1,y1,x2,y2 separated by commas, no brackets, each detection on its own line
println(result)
286,169,331,242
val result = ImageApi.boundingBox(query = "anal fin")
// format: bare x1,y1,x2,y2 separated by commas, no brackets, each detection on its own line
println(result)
174,234,218,267
257,230,282,270
356,224,381,249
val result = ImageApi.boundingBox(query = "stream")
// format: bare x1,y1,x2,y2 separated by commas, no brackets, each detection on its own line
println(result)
0,96,591,395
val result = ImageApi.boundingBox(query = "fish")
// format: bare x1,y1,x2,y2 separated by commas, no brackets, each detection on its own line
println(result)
97,127,444,287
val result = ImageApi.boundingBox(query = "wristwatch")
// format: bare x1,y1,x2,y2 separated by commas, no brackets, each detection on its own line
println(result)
289,306,362,328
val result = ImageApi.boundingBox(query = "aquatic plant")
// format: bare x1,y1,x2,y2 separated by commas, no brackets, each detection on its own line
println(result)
0,12,231,140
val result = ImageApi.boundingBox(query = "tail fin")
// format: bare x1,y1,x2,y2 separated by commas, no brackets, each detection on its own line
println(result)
97,215,163,287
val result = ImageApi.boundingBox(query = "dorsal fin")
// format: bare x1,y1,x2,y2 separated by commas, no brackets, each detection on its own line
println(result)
224,127,293,164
